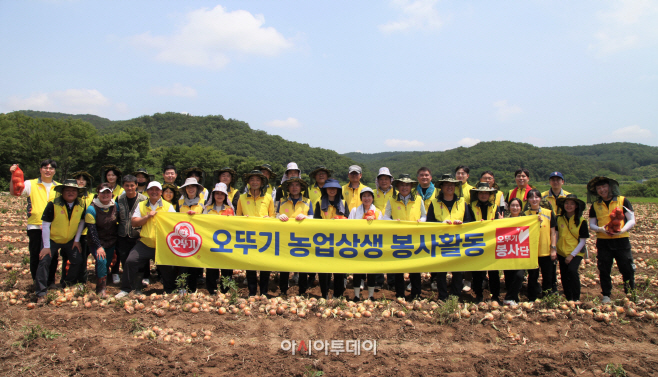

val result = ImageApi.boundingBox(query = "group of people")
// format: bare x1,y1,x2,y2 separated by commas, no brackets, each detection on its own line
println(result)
9,159,636,306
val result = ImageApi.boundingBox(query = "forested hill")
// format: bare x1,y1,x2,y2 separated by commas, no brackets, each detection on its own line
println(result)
14,110,367,184
345,141,658,186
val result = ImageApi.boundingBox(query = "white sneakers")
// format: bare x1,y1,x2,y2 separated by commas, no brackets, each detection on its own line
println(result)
115,290,130,299
503,300,516,306
112,274,120,284
142,279,150,287
462,280,472,292
431,282,438,291
602,296,611,304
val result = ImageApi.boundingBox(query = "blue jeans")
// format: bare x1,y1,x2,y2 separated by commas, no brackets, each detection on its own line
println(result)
91,245,115,279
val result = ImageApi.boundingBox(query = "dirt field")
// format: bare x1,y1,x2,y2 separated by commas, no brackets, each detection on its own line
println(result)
1,194,657,376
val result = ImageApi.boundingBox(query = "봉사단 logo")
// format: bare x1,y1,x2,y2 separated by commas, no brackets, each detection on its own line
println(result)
495,226,530,259
166,222,202,257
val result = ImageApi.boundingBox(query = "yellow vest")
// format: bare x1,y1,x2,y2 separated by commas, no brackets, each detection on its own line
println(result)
80,192,94,235
138,200,172,248
525,208,553,257
472,202,497,222
205,205,234,216
309,184,323,209
494,191,503,208
27,179,60,226
278,196,312,217
508,187,529,209
456,182,473,203
227,188,237,204
541,189,571,215
50,198,86,244
178,189,207,207
374,188,394,212
179,203,204,214
430,197,466,222
237,192,274,218
557,215,586,258
318,199,347,219
343,183,364,213
112,185,124,201
389,195,423,221
594,196,629,239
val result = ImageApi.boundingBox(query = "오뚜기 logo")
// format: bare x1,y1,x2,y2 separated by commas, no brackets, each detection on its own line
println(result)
166,222,202,257
495,226,530,259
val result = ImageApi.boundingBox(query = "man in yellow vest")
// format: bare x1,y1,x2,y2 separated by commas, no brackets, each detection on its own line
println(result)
587,176,636,304
454,165,474,203
276,177,314,296
383,174,426,300
115,181,176,298
343,165,365,213
10,160,60,291
35,179,86,303
427,174,474,301
308,166,332,210
373,167,395,290
541,171,570,215
416,167,434,211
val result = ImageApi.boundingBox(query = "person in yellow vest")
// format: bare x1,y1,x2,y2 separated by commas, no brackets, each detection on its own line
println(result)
162,184,180,211
468,182,505,303
177,177,206,292
308,166,332,209
100,165,124,200
133,168,152,195
35,179,86,303
312,178,347,299
500,198,527,305
180,167,209,206
276,177,314,296
115,181,176,298
478,171,506,209
556,194,589,302
506,168,533,210
249,164,277,201
383,174,426,300
204,182,236,295
541,171,570,215
66,171,95,285
426,174,474,301
10,160,60,291
416,167,435,211
214,167,240,209
348,186,382,301
525,189,557,301
454,165,474,203
237,170,275,297
587,176,636,304
163,165,179,187
343,165,365,213
373,167,395,290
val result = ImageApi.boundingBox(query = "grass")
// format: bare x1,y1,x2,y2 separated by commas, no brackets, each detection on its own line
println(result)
21,255,29,265
176,273,190,293
17,325,62,348
433,296,460,325
540,291,564,309
604,363,627,377
303,366,324,377
128,318,146,335
221,276,239,305
3,270,19,289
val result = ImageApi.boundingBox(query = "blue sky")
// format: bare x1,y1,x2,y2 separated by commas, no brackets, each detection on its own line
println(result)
1,0,656,153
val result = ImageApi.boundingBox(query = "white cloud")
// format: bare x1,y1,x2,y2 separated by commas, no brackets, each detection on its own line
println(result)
589,0,658,54
2,89,127,117
385,139,425,148
129,5,293,69
458,137,480,147
493,100,522,121
379,0,443,34
265,117,301,129
611,125,653,141
151,83,197,97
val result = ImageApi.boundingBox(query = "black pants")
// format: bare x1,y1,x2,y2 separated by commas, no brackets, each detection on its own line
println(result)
473,271,501,301
113,236,138,275
393,273,421,299
528,256,555,301
558,255,583,301
503,270,525,302
179,267,203,292
61,235,87,285
121,241,175,293
247,270,269,296
436,272,463,301
298,273,317,295
206,269,234,294
320,273,345,298
36,239,82,296
597,239,635,297
28,229,58,284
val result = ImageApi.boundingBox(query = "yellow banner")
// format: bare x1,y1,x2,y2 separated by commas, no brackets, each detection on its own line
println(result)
154,214,540,273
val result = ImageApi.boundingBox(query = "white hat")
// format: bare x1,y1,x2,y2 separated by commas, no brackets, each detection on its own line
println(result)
349,165,362,174
377,167,393,178
212,182,229,196
146,181,162,190
281,162,301,184
285,162,300,172
180,177,203,189
98,186,113,193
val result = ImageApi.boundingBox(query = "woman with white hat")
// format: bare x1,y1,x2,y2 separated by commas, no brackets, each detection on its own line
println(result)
348,186,382,301
204,182,236,295
177,177,206,292
313,178,347,298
